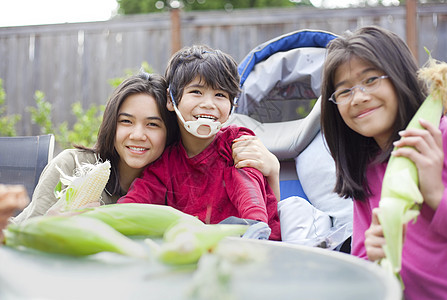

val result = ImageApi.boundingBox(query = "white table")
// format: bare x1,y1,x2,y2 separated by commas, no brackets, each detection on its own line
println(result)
0,238,401,300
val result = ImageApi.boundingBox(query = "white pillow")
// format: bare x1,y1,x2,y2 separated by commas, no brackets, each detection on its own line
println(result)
278,196,332,246
294,131,353,243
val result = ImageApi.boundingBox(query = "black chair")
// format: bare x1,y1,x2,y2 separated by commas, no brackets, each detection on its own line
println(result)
0,134,55,198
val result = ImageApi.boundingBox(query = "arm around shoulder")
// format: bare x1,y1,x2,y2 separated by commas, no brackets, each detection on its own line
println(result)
232,134,281,200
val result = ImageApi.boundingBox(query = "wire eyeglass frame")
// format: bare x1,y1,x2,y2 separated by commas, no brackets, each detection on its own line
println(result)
329,75,389,105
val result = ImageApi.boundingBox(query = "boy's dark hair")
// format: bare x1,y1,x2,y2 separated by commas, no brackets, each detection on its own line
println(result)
78,73,179,196
320,26,426,201
165,45,240,110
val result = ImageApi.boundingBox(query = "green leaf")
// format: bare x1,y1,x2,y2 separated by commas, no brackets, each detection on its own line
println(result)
54,181,62,197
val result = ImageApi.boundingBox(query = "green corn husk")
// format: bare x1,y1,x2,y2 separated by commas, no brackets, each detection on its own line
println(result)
148,222,249,265
378,56,447,284
80,203,203,237
4,215,147,258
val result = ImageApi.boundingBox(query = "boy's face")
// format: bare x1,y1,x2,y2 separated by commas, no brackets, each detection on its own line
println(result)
168,76,232,135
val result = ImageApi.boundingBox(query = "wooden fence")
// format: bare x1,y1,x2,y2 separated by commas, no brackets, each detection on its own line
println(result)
1,4,447,136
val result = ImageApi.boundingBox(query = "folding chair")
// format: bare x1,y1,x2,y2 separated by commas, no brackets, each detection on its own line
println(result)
0,134,55,199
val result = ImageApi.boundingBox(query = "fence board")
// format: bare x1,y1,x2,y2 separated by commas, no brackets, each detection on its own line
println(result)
0,4,446,137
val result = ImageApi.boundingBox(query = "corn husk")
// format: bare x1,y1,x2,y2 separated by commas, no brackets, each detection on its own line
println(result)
378,55,447,284
147,222,249,265
4,215,147,258
80,203,203,236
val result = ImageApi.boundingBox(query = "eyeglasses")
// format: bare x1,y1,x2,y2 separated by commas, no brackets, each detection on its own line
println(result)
329,75,389,105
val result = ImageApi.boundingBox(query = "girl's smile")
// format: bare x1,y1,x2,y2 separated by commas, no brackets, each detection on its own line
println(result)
334,56,398,149
115,93,167,174
356,107,379,119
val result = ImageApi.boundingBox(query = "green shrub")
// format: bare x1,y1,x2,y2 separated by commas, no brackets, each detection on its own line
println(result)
0,78,21,136
27,96,104,149
28,91,52,135
56,102,105,149
5,61,154,145
108,61,153,88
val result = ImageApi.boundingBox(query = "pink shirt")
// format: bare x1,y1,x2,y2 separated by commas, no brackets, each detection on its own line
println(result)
352,117,447,300
118,125,281,241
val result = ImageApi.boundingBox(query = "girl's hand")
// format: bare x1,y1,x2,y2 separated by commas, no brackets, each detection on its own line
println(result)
365,208,407,262
365,208,386,262
392,118,444,210
232,135,280,178
232,135,281,200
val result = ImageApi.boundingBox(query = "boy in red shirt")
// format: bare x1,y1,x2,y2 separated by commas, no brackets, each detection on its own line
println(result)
118,45,280,240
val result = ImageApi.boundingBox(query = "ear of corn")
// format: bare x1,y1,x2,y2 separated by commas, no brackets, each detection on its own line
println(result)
153,222,249,265
53,158,111,211
80,203,203,237
4,215,147,258
378,56,447,283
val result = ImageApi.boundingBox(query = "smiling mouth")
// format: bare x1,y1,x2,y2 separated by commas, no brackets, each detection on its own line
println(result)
356,108,377,118
194,114,217,121
127,146,148,152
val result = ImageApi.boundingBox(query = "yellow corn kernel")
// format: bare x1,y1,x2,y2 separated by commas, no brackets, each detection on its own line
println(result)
54,159,111,212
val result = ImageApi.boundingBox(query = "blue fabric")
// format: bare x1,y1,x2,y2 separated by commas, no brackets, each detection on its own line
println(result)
238,30,337,86
279,180,308,201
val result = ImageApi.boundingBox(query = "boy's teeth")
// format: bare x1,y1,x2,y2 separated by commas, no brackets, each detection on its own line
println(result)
196,115,215,120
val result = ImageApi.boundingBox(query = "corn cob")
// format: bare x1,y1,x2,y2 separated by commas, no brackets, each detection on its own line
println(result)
53,157,111,211
378,56,447,282
4,215,147,258
80,203,203,237
149,222,249,265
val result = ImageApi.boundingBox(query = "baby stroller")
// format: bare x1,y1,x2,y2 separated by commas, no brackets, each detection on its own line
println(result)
227,29,352,252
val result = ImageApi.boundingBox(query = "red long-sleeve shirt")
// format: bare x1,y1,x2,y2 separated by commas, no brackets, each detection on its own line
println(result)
118,125,281,241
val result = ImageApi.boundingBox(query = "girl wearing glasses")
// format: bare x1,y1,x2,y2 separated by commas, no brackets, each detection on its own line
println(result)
320,26,447,300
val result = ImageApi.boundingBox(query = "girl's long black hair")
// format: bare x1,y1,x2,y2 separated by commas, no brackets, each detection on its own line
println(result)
320,26,426,201
77,73,179,196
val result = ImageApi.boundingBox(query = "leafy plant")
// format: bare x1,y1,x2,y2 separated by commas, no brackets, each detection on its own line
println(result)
5,61,153,146
0,78,21,136
56,102,105,149
28,91,53,135
27,92,104,149
108,61,153,88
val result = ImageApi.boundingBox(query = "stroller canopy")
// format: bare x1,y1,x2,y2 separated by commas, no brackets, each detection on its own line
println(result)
236,29,337,123
229,29,337,160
